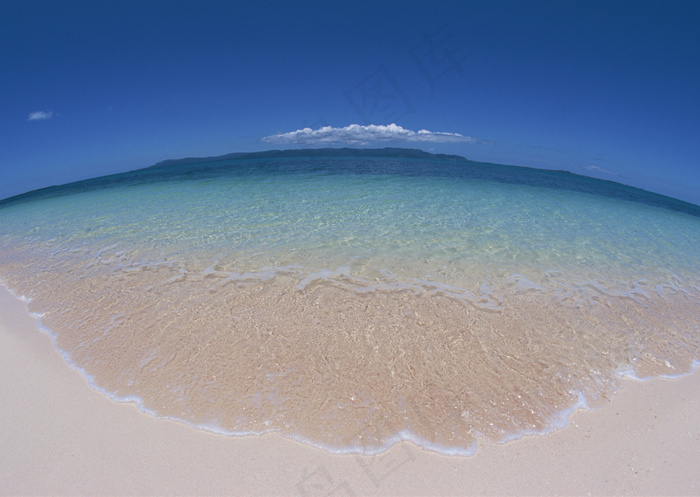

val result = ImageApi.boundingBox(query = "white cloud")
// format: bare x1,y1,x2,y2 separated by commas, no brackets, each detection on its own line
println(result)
584,165,617,176
262,123,483,146
27,110,54,121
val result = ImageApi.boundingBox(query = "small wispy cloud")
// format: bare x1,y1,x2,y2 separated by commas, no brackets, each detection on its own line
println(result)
262,123,486,146
27,110,54,121
584,164,617,176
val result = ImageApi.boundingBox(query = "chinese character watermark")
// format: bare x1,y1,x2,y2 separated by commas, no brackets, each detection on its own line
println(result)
355,443,416,488
296,464,356,497
345,24,468,123
344,65,415,124
409,24,469,95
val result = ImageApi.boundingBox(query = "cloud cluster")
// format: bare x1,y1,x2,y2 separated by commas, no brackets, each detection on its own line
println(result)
262,123,481,146
27,110,54,121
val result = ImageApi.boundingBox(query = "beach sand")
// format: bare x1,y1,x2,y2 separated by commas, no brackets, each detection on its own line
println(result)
1,285,698,496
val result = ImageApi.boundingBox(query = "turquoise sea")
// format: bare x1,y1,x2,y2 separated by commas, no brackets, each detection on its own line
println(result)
1,151,699,455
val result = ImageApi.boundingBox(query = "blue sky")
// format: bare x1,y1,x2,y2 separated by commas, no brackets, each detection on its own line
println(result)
2,1,699,204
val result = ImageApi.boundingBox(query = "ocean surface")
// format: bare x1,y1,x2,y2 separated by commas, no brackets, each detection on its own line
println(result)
1,153,699,455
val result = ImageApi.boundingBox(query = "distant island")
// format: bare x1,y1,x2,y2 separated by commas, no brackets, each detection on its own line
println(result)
149,147,468,169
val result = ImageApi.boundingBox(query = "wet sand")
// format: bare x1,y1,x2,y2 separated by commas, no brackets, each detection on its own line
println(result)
1,285,698,496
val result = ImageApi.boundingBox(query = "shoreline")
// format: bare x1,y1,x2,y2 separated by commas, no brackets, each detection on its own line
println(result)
1,285,699,495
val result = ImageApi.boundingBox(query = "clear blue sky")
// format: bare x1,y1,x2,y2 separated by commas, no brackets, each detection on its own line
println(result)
2,0,699,204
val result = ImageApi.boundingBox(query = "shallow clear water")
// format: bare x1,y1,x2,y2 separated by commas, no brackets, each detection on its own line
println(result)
1,155,699,455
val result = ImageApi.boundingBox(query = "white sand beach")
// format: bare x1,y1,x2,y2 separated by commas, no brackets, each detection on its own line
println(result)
1,285,698,496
